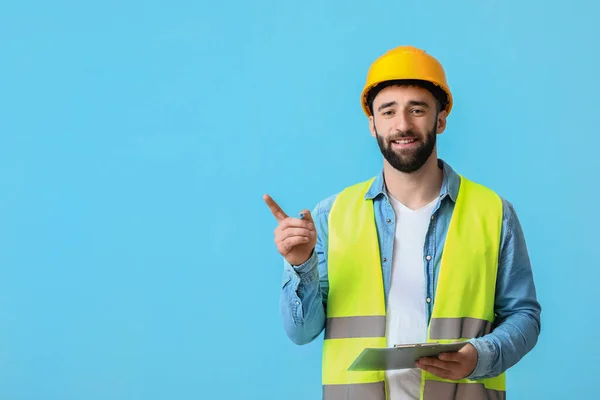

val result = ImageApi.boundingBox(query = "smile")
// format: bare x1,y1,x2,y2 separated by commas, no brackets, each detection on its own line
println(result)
392,139,417,144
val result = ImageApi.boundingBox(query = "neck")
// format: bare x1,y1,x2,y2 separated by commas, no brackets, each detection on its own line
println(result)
383,155,443,210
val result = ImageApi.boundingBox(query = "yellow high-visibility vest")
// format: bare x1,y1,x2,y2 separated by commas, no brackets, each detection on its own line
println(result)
322,175,507,400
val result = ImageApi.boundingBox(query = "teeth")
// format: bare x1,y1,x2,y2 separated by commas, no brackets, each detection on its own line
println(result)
393,139,416,144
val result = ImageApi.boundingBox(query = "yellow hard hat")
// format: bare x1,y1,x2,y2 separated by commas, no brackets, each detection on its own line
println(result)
361,46,453,117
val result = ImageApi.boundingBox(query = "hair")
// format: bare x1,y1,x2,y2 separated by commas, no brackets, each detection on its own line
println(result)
366,79,449,115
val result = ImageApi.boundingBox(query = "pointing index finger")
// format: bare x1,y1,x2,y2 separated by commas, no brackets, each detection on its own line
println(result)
263,194,289,221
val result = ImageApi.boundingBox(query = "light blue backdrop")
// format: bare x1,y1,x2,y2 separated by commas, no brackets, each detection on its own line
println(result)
1,0,597,398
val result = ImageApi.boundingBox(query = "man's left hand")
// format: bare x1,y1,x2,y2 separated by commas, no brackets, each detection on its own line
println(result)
415,343,478,381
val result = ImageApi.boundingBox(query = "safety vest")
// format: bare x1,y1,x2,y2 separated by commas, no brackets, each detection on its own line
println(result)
321,175,507,400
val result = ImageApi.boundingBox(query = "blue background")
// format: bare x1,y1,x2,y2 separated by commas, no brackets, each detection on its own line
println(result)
1,0,597,398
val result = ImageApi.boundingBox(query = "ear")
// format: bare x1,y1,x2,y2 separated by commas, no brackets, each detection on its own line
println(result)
369,116,376,138
436,110,447,134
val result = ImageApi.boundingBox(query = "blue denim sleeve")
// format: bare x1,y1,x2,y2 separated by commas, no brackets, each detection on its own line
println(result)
468,199,542,379
279,200,331,345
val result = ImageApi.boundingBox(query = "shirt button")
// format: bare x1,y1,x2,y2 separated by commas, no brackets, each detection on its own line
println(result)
387,218,392,223
426,297,431,303
383,257,387,262
426,255,432,261
295,301,300,305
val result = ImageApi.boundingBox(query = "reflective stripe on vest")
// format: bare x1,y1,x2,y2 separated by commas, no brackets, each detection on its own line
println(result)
324,316,492,341
430,317,493,340
325,316,386,339
322,175,507,400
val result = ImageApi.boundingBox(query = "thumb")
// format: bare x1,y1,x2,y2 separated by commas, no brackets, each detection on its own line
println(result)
298,209,313,223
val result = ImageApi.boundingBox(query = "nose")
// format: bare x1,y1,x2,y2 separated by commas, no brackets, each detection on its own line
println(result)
393,112,413,133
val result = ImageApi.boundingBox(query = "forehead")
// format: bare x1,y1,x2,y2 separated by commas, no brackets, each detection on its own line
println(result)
372,85,436,106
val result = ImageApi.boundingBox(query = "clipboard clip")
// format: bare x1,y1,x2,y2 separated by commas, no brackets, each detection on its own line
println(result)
394,341,440,348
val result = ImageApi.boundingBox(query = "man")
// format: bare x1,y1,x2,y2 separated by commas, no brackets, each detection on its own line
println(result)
263,46,541,400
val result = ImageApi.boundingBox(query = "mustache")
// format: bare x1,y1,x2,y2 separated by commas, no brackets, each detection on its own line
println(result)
387,131,419,142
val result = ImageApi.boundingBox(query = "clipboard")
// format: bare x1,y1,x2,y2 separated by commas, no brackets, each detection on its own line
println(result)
347,341,468,371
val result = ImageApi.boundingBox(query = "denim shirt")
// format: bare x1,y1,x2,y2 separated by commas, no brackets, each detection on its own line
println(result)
279,159,541,381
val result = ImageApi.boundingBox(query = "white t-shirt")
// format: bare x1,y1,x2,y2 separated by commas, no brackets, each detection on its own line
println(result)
385,194,438,400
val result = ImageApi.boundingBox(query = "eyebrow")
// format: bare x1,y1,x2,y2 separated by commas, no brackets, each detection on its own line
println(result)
407,100,430,108
377,101,397,112
377,100,430,112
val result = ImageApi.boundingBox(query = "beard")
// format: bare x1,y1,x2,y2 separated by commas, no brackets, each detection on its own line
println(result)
375,120,437,173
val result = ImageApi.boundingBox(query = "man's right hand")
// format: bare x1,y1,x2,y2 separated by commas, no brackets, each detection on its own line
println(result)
263,194,317,266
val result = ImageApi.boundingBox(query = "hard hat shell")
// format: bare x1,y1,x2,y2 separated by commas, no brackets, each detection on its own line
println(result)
361,46,453,117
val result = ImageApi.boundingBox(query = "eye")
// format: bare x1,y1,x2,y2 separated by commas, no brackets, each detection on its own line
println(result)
410,108,425,115
382,110,395,117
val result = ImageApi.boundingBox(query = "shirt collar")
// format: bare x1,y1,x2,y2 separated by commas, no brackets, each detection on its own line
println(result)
364,158,460,202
